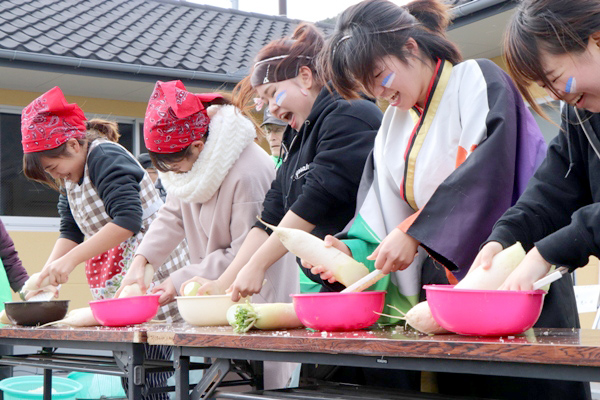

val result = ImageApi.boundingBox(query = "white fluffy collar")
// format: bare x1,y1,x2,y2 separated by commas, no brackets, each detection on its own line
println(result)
159,105,256,203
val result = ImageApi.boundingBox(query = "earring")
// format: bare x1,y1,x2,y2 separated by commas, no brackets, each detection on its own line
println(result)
300,88,308,96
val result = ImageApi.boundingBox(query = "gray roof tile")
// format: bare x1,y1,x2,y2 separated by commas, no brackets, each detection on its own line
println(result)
0,37,19,49
21,41,45,52
71,47,93,58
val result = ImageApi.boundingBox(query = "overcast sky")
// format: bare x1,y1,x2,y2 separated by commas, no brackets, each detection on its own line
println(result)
187,0,409,22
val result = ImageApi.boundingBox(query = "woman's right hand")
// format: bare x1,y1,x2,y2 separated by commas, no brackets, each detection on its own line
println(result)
180,276,225,296
300,235,350,284
469,241,503,272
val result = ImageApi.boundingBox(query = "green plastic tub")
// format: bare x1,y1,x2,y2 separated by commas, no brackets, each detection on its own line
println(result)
66,372,126,399
0,375,82,399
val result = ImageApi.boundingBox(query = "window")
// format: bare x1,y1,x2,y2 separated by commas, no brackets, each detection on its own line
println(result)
138,122,148,154
0,113,59,217
0,111,143,222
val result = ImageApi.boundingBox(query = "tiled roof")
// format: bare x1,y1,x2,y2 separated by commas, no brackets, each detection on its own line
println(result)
0,0,329,81
0,0,484,83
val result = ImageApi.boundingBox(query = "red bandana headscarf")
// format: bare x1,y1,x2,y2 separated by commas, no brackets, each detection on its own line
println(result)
144,80,223,154
21,87,87,154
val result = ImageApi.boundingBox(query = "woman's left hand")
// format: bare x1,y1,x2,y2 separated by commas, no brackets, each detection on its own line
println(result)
152,277,176,306
498,246,552,291
39,254,79,286
367,228,420,274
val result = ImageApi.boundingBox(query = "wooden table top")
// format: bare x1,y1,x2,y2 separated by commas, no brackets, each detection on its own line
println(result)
146,324,600,367
0,324,148,343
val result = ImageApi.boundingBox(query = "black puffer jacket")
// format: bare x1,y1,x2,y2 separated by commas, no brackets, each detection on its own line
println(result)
258,85,382,287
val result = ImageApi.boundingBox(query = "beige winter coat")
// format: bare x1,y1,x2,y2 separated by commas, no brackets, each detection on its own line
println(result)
135,142,299,302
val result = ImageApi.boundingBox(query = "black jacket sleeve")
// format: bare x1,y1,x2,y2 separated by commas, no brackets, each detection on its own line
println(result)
0,219,29,291
256,166,286,229
87,143,145,234
58,193,85,243
289,104,381,225
488,111,598,269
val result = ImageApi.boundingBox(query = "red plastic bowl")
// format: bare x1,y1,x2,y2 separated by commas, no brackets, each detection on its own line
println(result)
424,285,546,336
291,291,385,331
89,294,160,327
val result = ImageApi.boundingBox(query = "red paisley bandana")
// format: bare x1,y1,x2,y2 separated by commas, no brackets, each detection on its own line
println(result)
21,86,87,154
144,80,223,154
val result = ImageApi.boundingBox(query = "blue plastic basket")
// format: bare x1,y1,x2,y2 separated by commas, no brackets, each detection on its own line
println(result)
0,375,82,400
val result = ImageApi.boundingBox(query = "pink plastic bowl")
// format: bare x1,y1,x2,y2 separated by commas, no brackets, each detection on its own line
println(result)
291,291,385,331
424,285,546,336
89,294,160,327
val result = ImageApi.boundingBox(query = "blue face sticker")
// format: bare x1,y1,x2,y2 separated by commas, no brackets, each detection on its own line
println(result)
565,76,576,93
275,90,287,106
381,72,396,88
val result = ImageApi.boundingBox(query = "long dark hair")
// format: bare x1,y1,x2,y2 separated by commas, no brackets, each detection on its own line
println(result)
321,0,462,99
233,23,325,111
504,0,600,116
23,119,120,191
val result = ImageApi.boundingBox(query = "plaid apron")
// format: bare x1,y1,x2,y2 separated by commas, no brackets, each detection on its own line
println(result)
64,139,188,322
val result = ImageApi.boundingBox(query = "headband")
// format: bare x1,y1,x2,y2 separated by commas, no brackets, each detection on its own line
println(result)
249,55,313,87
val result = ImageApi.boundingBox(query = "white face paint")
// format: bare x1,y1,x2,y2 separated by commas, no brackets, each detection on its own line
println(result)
381,71,396,88
275,90,288,106
565,76,576,94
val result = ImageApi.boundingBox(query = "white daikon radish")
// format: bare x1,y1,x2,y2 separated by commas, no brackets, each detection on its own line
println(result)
404,242,526,334
455,242,526,290
0,310,11,325
40,307,99,328
259,219,368,287
22,273,51,292
183,281,201,296
403,302,449,334
118,263,155,298
227,302,303,333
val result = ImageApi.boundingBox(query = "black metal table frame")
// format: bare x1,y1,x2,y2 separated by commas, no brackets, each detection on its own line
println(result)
172,346,600,400
0,337,159,400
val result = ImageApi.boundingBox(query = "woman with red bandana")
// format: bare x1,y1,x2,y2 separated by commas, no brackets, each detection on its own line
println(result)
120,80,298,307
118,80,299,389
20,86,187,400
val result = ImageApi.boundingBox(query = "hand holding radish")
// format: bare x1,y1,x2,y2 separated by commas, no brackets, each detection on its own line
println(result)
367,228,419,274
300,235,351,284
469,241,503,272
498,246,552,291
180,277,226,296
115,256,154,298
38,253,78,286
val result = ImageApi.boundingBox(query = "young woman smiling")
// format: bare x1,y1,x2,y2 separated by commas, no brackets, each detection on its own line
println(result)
313,0,588,398
20,86,188,400
311,0,546,324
